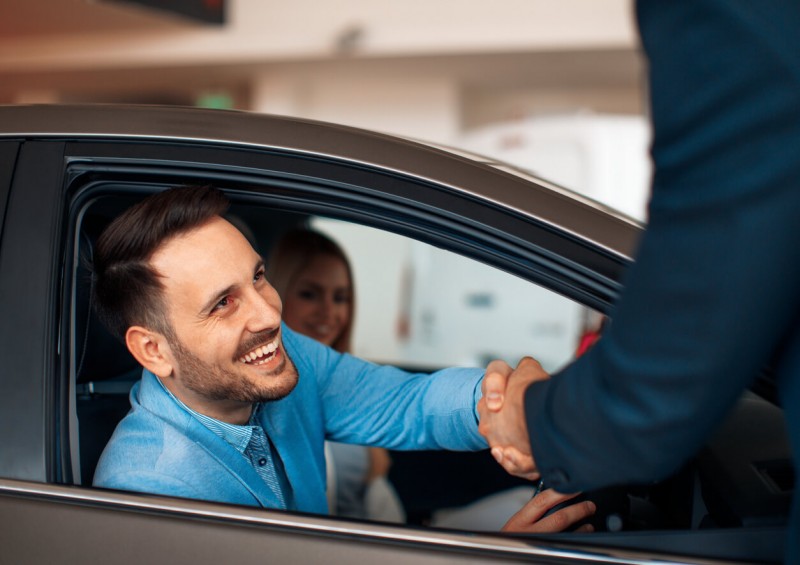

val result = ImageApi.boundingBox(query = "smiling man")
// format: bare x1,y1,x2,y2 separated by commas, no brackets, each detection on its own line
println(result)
90,185,496,513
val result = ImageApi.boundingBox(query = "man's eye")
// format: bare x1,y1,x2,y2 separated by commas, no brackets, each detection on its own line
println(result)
213,296,231,311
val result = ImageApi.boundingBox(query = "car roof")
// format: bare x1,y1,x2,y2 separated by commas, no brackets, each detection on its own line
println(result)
0,103,642,260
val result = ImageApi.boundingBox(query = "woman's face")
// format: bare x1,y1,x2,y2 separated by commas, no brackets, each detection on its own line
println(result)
281,254,352,347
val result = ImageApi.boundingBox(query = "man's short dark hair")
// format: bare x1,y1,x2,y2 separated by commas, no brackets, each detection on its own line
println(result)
93,185,229,340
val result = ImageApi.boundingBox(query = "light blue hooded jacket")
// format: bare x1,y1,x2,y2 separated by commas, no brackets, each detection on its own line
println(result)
94,325,486,514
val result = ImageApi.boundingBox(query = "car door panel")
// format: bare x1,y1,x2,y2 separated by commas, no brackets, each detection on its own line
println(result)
0,477,673,565
0,141,65,482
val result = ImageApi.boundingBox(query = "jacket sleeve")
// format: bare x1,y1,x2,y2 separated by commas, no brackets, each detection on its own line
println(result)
284,326,486,451
524,0,800,492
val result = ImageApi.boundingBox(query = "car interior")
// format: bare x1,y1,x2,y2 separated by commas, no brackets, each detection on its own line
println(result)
66,182,793,562
71,188,533,511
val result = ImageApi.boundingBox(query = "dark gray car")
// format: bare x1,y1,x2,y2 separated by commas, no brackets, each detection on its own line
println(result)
0,104,790,564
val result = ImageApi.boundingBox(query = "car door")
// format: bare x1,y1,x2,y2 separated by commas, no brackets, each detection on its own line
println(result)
0,130,648,565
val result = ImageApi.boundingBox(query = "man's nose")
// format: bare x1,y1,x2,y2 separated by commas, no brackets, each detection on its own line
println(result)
246,288,282,333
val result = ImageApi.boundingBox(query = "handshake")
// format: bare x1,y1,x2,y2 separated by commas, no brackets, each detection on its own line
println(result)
477,356,548,480
477,357,597,534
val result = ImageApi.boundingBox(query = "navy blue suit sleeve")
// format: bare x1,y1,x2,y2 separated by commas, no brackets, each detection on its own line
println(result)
524,0,800,492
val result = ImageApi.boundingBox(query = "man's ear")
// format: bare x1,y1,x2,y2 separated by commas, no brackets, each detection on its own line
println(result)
125,326,175,379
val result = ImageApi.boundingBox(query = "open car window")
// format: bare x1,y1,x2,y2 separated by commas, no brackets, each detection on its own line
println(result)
70,186,599,527
311,217,596,372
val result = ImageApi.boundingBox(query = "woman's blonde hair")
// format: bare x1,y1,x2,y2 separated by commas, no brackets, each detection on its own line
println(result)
266,228,354,353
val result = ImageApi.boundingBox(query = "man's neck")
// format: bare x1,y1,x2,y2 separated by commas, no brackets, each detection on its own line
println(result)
159,376,254,425
196,400,254,426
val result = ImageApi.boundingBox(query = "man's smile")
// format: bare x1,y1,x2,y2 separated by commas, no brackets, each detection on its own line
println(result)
238,336,280,365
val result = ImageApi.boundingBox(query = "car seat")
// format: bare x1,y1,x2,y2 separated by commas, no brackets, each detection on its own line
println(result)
74,224,140,486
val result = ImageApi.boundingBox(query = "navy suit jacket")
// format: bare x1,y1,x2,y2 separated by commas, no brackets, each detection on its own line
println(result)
524,0,800,560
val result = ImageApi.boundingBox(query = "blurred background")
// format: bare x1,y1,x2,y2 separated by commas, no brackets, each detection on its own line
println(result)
0,0,650,220
1,0,650,366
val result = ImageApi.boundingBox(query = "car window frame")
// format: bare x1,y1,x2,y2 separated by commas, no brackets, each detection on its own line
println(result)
63,138,631,306
62,139,631,488
62,139,633,481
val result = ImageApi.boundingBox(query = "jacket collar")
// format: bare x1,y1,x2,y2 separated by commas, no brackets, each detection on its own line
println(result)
132,369,285,509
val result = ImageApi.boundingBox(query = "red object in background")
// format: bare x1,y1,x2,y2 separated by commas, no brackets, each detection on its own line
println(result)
576,330,601,357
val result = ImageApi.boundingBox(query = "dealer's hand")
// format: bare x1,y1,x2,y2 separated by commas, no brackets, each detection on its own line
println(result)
478,357,550,480
502,489,595,534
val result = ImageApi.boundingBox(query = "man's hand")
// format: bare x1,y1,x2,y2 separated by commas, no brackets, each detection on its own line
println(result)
502,490,595,534
478,357,551,480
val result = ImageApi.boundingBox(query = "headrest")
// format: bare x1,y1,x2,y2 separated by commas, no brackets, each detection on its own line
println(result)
74,231,139,385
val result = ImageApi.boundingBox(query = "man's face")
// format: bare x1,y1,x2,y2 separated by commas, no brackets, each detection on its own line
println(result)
150,217,298,408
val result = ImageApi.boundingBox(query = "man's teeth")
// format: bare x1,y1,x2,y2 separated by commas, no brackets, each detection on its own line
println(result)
239,340,278,364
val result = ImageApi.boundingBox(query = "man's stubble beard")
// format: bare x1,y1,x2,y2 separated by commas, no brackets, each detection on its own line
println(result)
168,334,299,403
